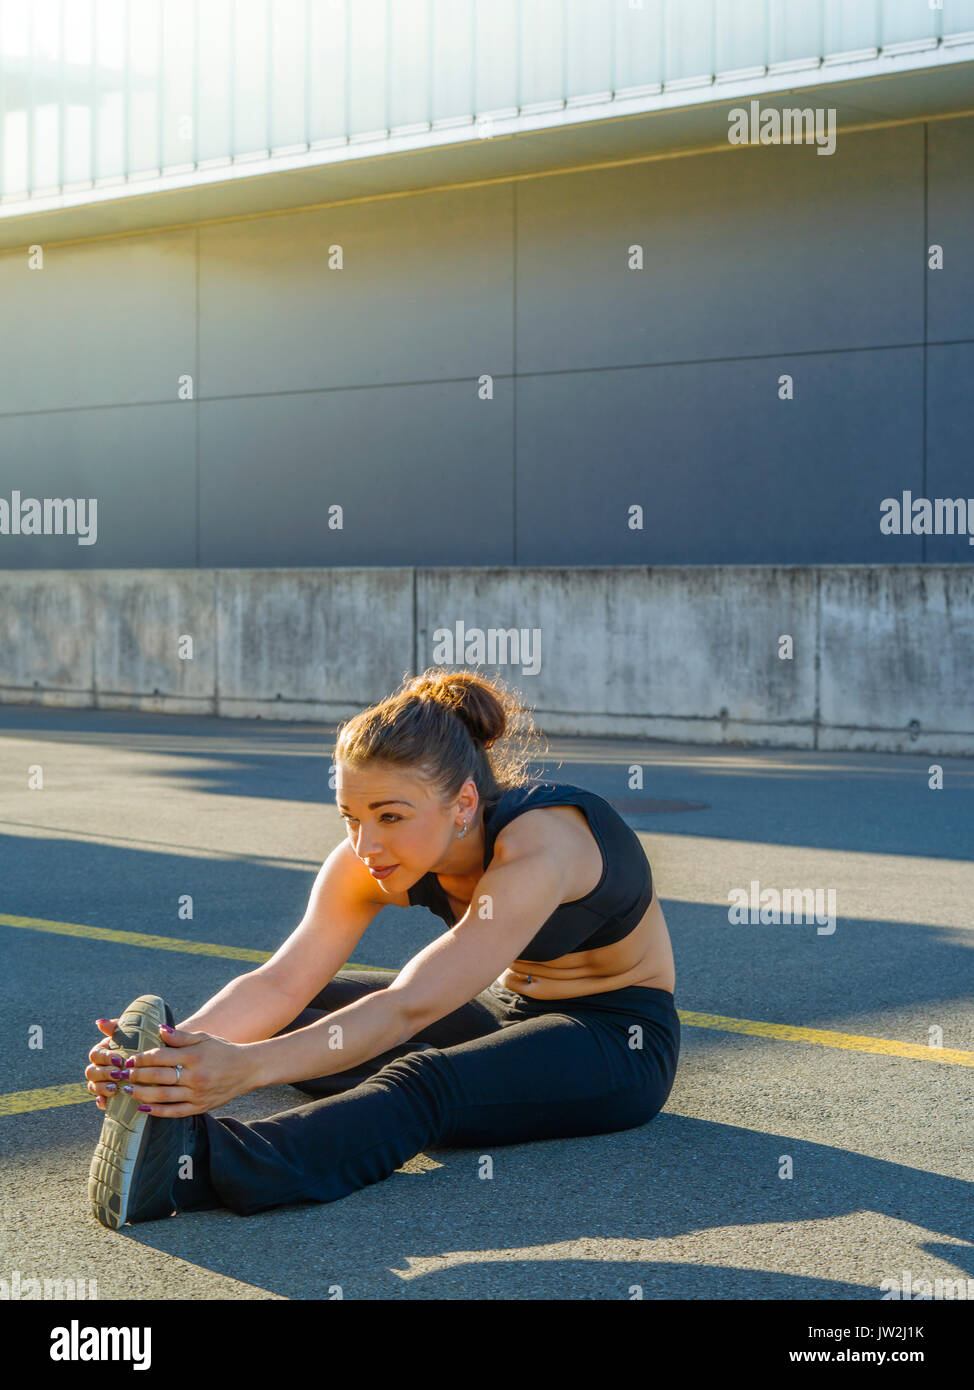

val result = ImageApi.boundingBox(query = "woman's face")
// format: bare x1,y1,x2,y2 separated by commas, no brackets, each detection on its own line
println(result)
336,761,476,889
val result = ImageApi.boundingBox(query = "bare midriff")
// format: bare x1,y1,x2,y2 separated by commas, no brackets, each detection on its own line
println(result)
385,805,676,1001
497,892,676,999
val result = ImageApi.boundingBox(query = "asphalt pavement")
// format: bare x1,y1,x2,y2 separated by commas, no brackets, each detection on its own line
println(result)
0,706,971,1300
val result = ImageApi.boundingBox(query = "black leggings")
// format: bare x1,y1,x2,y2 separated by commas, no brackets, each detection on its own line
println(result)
188,970,681,1216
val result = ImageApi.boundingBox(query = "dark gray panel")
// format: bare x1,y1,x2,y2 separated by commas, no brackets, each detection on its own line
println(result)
0,231,196,413
198,383,513,567
198,184,514,396
0,405,197,568
3,116,969,572
926,342,974,563
927,115,974,344
514,349,924,565
516,124,924,372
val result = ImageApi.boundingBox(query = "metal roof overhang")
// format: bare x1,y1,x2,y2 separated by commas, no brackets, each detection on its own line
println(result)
1,47,972,251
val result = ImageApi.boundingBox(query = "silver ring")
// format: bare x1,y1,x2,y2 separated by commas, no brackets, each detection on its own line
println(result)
174,1064,183,1082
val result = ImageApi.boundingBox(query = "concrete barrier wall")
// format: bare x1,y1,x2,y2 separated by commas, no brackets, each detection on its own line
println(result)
0,566,970,755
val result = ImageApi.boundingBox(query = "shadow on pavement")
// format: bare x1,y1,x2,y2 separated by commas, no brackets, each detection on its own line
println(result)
49,1107,974,1300
2,706,972,857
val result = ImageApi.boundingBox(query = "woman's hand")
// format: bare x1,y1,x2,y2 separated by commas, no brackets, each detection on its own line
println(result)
118,1027,257,1116
85,1021,257,1117
86,1017,127,1110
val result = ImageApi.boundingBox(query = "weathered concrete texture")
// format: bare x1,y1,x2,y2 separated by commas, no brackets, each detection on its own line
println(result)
417,566,818,732
0,566,970,754
214,568,414,717
818,567,974,755
0,571,93,699
92,571,217,709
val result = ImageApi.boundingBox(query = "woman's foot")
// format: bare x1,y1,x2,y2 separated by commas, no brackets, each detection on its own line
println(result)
88,994,213,1228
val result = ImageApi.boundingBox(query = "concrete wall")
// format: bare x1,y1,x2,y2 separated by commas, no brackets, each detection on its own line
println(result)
1,565,970,756
1,115,973,568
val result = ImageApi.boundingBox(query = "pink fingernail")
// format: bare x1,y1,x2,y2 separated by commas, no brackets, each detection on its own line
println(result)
137,1105,151,1112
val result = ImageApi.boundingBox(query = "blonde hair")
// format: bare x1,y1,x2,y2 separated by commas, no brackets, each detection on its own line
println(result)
334,666,544,810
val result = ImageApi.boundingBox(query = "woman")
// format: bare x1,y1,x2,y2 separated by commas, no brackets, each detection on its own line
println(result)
86,667,679,1226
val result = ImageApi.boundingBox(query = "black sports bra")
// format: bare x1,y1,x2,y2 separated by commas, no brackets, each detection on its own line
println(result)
406,780,654,962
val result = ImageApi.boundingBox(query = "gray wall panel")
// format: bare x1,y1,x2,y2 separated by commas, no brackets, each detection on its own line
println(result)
0,232,196,413
926,342,974,564
515,350,924,565
198,185,515,397
198,385,514,568
927,115,974,344
0,406,197,569
515,125,925,374
0,116,969,570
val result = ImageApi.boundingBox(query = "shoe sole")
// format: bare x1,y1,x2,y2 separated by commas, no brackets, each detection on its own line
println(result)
88,994,173,1230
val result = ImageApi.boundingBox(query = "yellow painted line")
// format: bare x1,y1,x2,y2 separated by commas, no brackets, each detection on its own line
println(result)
1,914,971,1121
0,1083,91,1116
5,1008,972,1118
1,912,270,962
679,1010,974,1067
0,911,394,972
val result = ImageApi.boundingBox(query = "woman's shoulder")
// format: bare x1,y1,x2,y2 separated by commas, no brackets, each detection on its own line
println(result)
486,781,604,854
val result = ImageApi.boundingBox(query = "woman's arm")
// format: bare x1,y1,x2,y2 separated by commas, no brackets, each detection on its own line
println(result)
249,825,568,1088
175,967,312,1043
109,821,570,1116
174,841,383,1039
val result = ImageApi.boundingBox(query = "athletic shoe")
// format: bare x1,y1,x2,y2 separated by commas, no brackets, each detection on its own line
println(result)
88,994,205,1228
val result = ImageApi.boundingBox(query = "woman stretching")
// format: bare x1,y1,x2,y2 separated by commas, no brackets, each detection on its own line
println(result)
86,668,679,1226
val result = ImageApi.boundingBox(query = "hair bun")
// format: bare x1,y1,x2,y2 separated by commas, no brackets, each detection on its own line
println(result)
335,664,544,803
408,669,507,748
